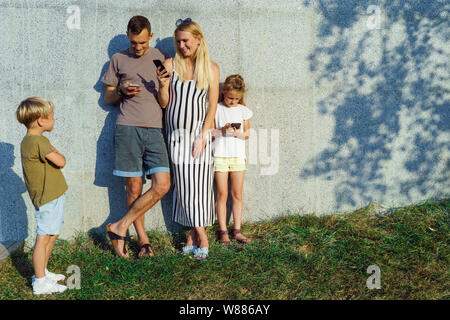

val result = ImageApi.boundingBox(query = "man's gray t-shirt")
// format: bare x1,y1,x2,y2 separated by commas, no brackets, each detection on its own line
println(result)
102,47,165,128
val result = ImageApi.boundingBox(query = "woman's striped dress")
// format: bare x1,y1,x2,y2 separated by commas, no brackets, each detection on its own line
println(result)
165,63,215,227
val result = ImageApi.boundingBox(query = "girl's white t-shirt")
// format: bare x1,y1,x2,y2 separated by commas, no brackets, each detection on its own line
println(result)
214,102,253,158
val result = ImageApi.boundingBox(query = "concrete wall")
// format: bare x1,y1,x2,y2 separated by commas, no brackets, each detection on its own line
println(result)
1,0,449,246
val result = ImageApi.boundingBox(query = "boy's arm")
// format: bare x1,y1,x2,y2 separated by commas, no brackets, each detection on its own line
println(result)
45,146,66,168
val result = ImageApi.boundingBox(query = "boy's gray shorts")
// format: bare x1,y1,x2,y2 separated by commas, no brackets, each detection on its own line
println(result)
113,125,170,178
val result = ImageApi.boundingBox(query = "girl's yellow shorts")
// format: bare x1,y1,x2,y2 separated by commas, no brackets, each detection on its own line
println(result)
214,157,246,172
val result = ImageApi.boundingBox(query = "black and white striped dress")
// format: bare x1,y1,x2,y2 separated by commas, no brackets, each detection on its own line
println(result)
165,61,215,227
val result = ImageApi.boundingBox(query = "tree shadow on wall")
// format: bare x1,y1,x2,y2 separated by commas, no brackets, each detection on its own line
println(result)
300,0,450,209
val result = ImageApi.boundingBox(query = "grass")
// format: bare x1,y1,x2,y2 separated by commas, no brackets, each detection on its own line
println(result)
0,199,448,300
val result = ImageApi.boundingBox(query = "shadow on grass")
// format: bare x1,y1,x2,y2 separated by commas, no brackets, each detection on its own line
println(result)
9,246,33,288
87,227,189,258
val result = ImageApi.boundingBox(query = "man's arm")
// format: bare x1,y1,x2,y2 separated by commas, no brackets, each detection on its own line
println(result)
104,83,141,105
104,85,121,105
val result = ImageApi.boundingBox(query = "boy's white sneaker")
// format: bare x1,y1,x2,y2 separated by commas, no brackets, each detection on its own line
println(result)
45,269,66,282
32,277,67,295
32,269,66,283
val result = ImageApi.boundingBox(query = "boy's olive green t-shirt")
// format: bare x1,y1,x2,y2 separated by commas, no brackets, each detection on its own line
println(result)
20,134,68,209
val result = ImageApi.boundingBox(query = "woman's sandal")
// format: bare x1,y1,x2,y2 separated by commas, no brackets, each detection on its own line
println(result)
217,230,231,245
181,245,197,255
138,243,154,258
231,229,251,244
193,247,209,261
106,223,129,258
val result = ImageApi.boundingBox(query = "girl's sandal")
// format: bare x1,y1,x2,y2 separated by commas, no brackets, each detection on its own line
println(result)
231,229,251,244
217,230,231,245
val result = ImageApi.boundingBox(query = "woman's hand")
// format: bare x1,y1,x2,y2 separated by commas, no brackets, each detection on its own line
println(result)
192,135,207,158
211,129,222,139
157,59,172,108
156,67,171,88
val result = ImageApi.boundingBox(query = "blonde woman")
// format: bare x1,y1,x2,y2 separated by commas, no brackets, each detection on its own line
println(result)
157,18,220,260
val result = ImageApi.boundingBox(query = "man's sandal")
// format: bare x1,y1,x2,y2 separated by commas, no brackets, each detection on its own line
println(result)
106,223,129,258
231,229,251,244
138,244,154,258
217,230,231,245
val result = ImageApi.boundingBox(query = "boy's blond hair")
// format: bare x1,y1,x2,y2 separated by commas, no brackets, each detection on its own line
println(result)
16,97,54,128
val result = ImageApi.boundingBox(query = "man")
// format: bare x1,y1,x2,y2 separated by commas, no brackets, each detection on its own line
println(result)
102,16,170,258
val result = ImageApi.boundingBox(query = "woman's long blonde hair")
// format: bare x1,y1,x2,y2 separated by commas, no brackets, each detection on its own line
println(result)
173,20,213,91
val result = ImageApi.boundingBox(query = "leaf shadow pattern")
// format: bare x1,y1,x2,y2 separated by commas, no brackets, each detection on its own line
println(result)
301,0,450,209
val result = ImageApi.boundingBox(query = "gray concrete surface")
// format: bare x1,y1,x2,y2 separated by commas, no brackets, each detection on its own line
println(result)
0,0,449,247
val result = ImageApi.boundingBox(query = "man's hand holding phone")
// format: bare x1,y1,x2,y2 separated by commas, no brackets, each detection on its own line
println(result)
119,81,142,97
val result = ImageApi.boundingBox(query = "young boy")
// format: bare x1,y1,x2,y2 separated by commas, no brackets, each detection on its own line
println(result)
16,97,68,295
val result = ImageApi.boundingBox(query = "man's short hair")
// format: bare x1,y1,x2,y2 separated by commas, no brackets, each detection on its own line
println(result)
127,16,151,35
16,97,54,128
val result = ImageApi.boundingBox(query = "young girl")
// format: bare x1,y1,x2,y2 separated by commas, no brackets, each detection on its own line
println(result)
213,74,253,244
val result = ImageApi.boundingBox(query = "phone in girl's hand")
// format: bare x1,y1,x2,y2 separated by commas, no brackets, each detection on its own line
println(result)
231,123,241,129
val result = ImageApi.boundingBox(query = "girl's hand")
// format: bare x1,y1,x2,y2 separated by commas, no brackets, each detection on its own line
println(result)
156,67,171,88
225,126,235,136
219,123,233,136
232,127,245,139
192,136,207,158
